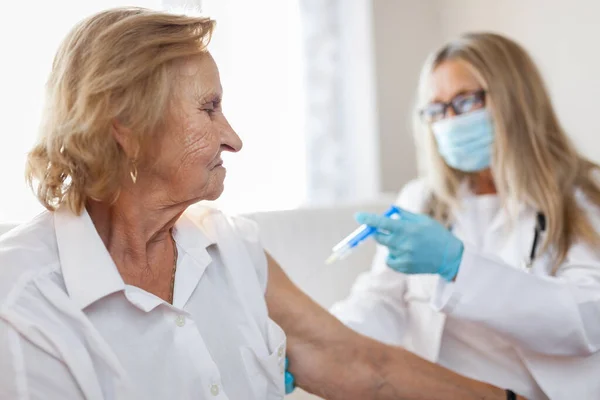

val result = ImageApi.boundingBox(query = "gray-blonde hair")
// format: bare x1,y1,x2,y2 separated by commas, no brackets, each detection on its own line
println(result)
26,7,215,214
414,32,600,271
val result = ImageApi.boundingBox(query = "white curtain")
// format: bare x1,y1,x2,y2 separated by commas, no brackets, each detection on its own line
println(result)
300,0,381,205
300,0,349,203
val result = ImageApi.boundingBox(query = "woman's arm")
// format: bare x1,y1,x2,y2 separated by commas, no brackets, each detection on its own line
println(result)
329,245,409,346
265,253,520,400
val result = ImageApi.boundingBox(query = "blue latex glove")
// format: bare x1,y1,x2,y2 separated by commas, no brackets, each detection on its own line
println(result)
355,208,464,281
284,357,295,394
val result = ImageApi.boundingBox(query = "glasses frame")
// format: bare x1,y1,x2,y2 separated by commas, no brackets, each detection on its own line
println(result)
420,89,487,122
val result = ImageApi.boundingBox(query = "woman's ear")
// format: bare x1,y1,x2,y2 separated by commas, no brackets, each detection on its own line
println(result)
111,119,139,160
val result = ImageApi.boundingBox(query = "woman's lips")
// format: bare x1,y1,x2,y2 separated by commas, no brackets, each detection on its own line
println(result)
211,158,224,169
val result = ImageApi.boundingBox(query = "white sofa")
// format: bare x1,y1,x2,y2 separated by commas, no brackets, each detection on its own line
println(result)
0,198,393,399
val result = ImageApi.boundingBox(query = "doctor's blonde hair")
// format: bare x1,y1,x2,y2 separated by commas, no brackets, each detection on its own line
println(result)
26,7,215,214
414,32,600,271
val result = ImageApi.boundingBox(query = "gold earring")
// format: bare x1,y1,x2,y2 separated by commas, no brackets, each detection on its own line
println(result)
130,160,138,184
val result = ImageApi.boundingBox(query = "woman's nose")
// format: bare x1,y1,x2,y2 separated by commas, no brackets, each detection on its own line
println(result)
445,105,457,119
220,118,243,153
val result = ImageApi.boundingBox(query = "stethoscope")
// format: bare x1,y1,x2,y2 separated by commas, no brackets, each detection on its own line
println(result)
523,212,546,269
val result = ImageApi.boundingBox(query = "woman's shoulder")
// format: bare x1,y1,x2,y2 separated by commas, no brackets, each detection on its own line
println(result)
182,206,263,263
183,205,260,242
0,211,63,312
183,205,268,292
394,178,431,213
0,211,59,272
572,186,600,237
574,169,600,216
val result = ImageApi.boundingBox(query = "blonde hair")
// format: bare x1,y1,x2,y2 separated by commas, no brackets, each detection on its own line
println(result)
414,32,600,271
26,7,215,214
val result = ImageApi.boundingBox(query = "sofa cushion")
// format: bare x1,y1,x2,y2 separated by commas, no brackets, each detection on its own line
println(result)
244,198,392,309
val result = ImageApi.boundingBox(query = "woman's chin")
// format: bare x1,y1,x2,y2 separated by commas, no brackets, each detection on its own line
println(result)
187,170,227,203
202,182,225,202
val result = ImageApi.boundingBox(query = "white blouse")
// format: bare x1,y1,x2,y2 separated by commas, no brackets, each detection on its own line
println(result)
0,206,286,400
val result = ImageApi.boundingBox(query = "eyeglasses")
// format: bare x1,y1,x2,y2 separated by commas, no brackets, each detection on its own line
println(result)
420,90,486,123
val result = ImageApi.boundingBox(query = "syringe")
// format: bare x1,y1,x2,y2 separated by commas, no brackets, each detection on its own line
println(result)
325,205,401,264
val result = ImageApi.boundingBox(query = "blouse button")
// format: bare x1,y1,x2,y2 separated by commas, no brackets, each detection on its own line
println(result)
210,383,220,396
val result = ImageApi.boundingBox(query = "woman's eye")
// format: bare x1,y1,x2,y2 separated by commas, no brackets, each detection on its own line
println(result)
454,97,479,113
203,101,221,114
422,103,445,122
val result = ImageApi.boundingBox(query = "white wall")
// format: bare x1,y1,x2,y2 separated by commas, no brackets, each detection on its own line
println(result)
372,0,443,193
438,0,600,163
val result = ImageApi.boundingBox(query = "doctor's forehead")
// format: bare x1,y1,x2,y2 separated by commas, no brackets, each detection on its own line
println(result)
429,59,482,103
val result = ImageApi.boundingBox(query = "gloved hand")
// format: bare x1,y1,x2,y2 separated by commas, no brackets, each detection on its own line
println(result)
284,357,295,394
355,208,464,281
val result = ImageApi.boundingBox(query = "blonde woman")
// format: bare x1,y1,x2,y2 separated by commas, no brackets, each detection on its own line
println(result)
0,9,529,400
331,33,600,399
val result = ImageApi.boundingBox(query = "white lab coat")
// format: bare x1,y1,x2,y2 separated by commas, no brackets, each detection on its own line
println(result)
331,179,600,400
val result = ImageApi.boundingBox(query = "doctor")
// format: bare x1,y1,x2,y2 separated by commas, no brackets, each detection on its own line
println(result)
331,32,600,399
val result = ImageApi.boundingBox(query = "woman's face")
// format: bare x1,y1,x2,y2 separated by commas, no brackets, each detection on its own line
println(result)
426,59,496,176
424,59,485,122
147,52,242,204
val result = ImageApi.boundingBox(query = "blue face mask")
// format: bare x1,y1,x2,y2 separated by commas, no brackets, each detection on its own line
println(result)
431,108,494,172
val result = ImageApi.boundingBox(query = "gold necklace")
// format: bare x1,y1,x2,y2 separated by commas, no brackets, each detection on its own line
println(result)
168,234,178,305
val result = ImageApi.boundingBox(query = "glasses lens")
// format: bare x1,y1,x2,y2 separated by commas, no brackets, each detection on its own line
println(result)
452,92,485,115
421,103,445,122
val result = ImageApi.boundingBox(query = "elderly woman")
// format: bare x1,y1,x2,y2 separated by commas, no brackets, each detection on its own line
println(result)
0,7,538,400
0,7,278,400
